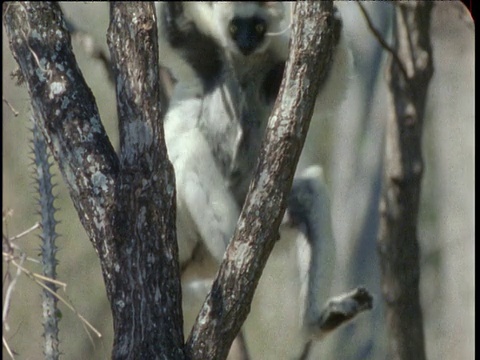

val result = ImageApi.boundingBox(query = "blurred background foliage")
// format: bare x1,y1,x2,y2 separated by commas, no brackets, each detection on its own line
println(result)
2,2,474,359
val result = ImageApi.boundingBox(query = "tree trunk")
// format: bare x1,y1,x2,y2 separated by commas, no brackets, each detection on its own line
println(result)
377,3,434,360
4,2,185,358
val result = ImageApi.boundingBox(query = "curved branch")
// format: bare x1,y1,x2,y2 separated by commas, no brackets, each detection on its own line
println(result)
186,2,339,359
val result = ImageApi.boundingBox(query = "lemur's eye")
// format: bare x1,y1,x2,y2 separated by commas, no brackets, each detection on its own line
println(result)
255,23,265,34
229,23,238,35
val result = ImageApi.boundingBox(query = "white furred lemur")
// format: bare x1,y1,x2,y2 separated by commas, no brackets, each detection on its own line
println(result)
156,2,350,357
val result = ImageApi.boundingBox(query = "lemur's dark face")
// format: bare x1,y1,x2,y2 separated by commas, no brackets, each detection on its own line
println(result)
212,2,286,57
228,16,267,56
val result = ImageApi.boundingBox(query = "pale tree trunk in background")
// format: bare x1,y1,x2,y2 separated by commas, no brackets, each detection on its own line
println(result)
425,3,475,359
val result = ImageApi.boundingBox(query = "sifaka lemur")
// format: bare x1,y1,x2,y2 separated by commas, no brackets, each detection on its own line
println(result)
156,2,351,355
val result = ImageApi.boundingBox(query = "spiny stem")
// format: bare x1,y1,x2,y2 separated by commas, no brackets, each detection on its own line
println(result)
32,118,61,360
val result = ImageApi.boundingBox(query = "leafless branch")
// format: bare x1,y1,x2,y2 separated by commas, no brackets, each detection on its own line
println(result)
2,253,25,332
5,222,40,242
356,1,409,80
378,2,434,359
2,98,20,117
186,2,340,359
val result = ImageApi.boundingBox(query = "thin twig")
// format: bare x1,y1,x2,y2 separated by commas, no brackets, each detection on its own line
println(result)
8,258,102,338
2,254,25,330
2,98,19,117
2,254,67,290
8,222,40,242
356,1,409,80
3,335,16,359
3,252,40,265
32,273,67,291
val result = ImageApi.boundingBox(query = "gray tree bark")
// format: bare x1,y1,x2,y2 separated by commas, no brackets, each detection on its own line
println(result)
4,2,184,358
185,2,340,358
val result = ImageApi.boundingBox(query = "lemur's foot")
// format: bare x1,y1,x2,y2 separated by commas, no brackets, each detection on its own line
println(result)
309,287,373,338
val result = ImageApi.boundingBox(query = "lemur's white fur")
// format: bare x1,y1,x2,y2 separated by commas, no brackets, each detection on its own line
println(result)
156,2,350,355
156,2,292,97
157,1,296,277
164,96,240,269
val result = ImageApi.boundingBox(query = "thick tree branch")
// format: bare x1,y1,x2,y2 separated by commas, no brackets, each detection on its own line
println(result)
186,2,338,359
3,2,119,259
105,3,184,359
5,2,184,358
378,2,434,360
